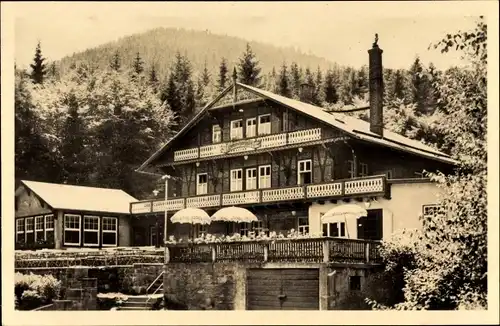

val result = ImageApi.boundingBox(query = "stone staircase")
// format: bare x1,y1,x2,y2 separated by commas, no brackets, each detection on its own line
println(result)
118,294,163,310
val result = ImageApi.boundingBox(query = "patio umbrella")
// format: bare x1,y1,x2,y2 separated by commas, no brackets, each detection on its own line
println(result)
211,206,258,223
321,204,368,239
170,208,212,225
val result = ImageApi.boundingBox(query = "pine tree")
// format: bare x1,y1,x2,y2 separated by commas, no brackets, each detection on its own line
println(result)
162,72,182,125
110,52,121,71
237,43,262,86
47,62,59,81
408,57,432,114
149,64,159,93
314,66,324,105
277,63,291,98
324,70,339,104
290,62,302,98
29,42,47,84
201,60,211,87
217,57,229,91
304,67,317,103
132,52,144,75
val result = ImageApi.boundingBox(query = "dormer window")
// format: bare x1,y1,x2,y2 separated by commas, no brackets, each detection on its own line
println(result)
258,114,271,135
212,125,222,143
230,120,243,140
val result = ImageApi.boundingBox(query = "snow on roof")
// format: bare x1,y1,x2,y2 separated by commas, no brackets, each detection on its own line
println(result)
20,180,138,215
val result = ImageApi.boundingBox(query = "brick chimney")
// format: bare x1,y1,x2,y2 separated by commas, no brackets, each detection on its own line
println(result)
368,34,384,136
299,83,314,103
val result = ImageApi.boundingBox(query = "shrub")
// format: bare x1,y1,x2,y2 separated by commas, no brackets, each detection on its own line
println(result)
14,272,61,310
20,290,43,310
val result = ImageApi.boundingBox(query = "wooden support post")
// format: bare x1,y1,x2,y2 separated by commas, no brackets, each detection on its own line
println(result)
211,244,216,263
323,239,330,263
263,243,269,262
365,242,370,263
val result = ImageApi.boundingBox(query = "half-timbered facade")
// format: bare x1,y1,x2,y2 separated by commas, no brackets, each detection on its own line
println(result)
130,41,456,246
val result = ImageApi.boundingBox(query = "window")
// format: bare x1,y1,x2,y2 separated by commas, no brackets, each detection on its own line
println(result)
251,220,264,235
35,216,44,241
16,219,25,243
349,276,361,291
422,205,443,220
258,165,271,189
230,169,243,192
321,213,346,237
212,125,222,143
298,217,309,234
298,159,312,185
193,224,209,238
197,173,208,195
83,215,100,246
360,163,368,177
64,214,81,246
246,168,257,190
150,226,157,246
240,221,264,236
25,217,34,243
348,160,355,178
258,114,271,135
246,118,257,138
102,217,118,246
45,215,54,243
230,120,243,140
239,223,250,236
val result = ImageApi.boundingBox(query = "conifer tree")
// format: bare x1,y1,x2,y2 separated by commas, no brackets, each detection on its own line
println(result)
201,60,211,87
217,57,229,91
132,52,144,75
110,52,121,71
29,42,47,84
314,66,324,104
409,57,432,114
324,70,339,104
277,63,291,98
290,62,302,98
149,63,159,93
237,43,262,86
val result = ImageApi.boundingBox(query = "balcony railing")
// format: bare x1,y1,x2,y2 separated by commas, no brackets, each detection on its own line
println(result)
130,175,387,214
167,237,382,264
173,127,322,162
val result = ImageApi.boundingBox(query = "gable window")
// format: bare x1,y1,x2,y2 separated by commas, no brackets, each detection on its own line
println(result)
25,217,34,243
258,114,271,135
348,160,355,178
230,120,243,140
83,215,100,246
298,217,309,234
360,163,368,177
246,118,257,138
45,215,54,244
212,125,222,143
246,168,257,190
298,159,312,185
35,216,44,242
230,169,243,192
258,165,271,189
196,173,208,195
64,214,81,246
16,219,25,243
102,217,118,246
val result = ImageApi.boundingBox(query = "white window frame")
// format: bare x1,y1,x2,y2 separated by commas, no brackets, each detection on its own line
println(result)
250,220,264,236
35,215,44,241
360,163,368,177
16,218,25,242
297,159,312,185
230,169,243,192
230,119,243,140
320,213,347,238
348,160,355,178
246,118,257,138
258,165,271,189
44,214,54,240
25,217,34,243
212,124,222,143
64,214,81,246
102,217,118,247
239,223,250,236
258,114,271,136
196,173,208,195
194,224,209,238
246,168,257,190
298,217,309,234
83,215,100,247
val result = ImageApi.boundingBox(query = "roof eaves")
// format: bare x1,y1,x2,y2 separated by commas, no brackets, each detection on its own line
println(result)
19,180,54,210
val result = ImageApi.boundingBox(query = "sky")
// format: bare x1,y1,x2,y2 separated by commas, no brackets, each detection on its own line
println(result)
11,2,483,70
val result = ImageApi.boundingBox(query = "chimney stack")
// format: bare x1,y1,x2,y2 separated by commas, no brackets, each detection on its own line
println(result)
299,83,314,103
368,33,384,136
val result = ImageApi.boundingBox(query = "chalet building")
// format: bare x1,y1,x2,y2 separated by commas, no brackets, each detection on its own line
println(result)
15,180,137,249
130,40,457,246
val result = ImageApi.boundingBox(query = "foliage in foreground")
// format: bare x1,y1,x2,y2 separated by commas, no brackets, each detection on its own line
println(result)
15,272,62,310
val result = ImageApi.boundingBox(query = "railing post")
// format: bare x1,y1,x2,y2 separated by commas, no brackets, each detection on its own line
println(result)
211,244,216,263
323,239,330,263
365,242,370,263
263,242,269,262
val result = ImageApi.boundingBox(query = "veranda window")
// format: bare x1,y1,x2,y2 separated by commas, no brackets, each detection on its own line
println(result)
193,224,209,238
16,219,25,243
258,114,271,135
246,168,257,190
231,169,243,192
35,216,44,241
45,215,54,243
212,125,222,143
64,214,81,246
360,163,368,177
102,217,118,246
83,215,100,246
298,217,309,234
230,120,243,140
246,118,257,138
25,217,34,243
348,160,355,178
258,165,271,188
196,173,208,195
298,159,312,185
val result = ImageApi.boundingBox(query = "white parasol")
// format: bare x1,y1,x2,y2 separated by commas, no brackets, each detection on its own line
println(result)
170,208,212,225
321,204,368,239
211,206,258,223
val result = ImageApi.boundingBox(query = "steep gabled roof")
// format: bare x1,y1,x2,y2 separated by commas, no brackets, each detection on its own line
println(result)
137,82,457,171
18,180,138,215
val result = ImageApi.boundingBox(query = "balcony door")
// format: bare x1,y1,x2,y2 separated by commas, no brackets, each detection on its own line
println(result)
231,120,243,140
231,169,243,192
258,114,271,135
357,209,383,240
298,159,312,185
246,168,257,190
197,173,208,195
246,118,257,138
258,165,271,189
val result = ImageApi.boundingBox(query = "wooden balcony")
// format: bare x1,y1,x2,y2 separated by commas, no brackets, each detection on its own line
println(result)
167,237,382,265
173,127,322,162
130,175,388,215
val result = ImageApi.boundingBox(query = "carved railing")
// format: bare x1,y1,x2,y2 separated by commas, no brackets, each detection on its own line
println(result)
130,176,387,214
168,237,382,264
174,127,322,162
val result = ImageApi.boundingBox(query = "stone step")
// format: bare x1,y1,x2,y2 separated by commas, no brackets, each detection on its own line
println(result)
119,306,150,311
121,301,150,308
